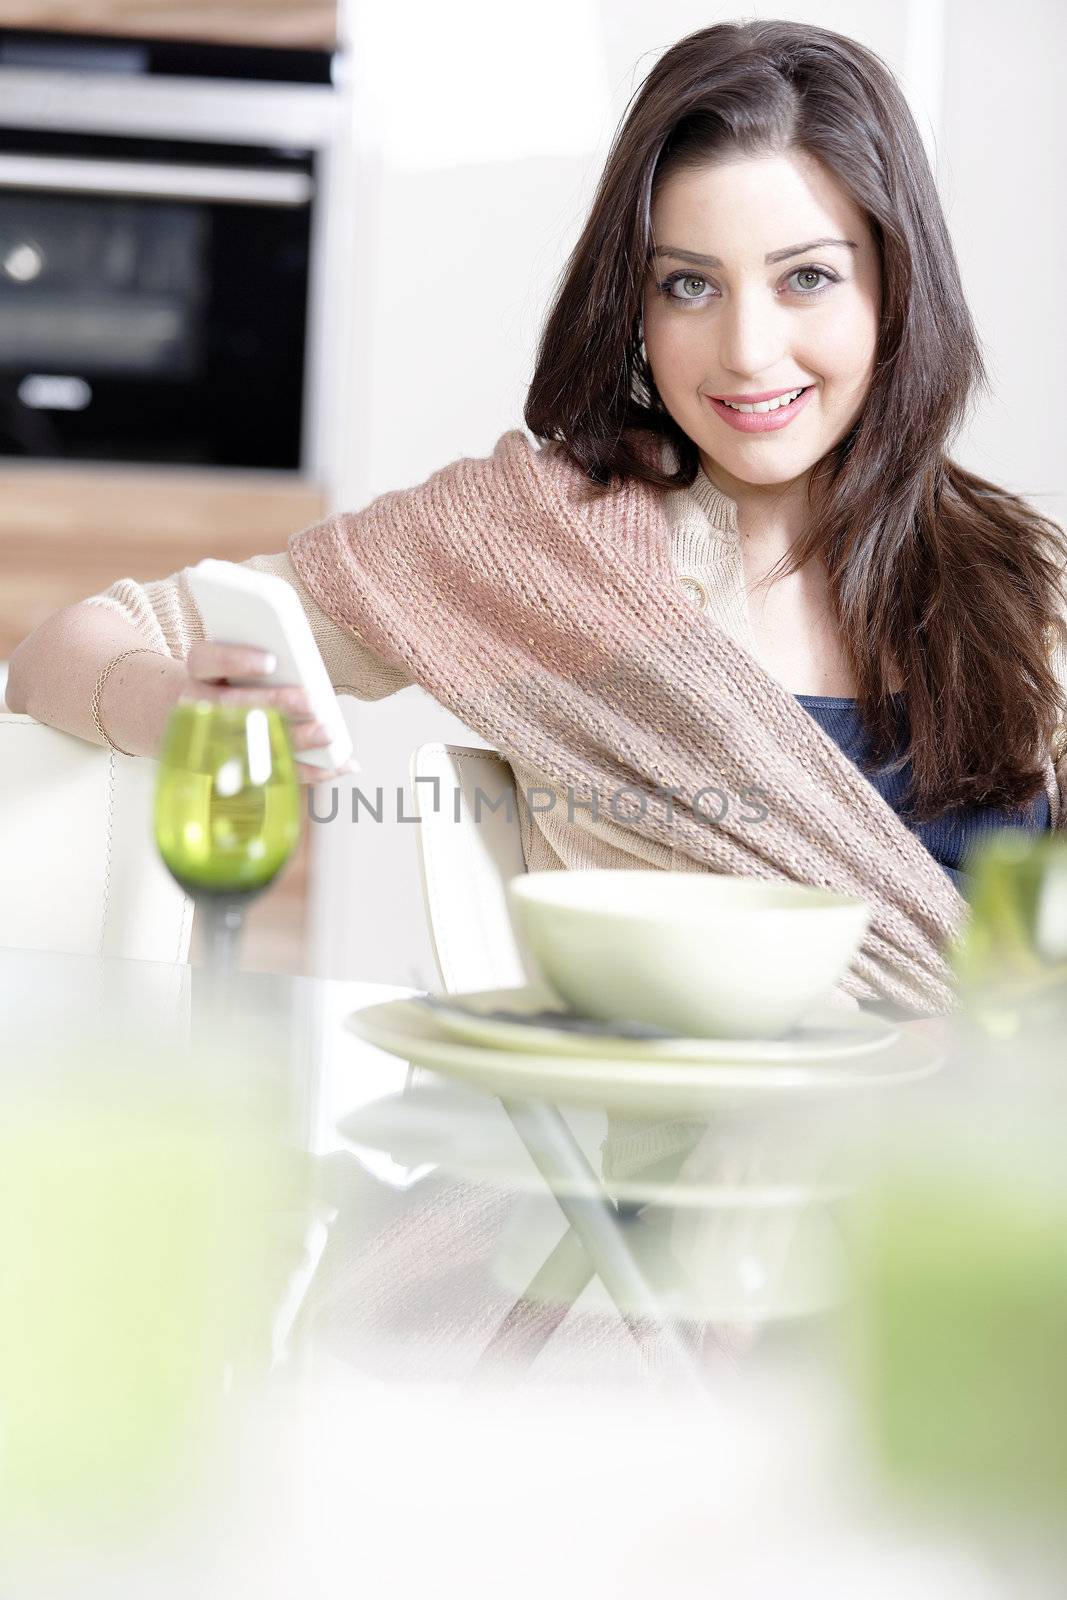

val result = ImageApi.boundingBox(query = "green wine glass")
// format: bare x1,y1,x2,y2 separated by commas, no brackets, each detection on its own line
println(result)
154,700,301,1011
948,829,1067,1039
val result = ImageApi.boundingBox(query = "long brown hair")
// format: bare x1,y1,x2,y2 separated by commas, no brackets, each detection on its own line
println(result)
525,19,1067,821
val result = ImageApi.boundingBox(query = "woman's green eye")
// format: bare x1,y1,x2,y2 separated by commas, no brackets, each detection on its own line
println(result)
790,266,834,293
657,273,711,304
657,264,841,306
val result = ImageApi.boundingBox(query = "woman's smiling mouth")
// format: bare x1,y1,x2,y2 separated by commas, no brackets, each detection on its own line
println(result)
704,384,815,432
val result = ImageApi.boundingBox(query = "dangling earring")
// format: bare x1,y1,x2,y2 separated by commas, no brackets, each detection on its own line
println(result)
636,319,656,400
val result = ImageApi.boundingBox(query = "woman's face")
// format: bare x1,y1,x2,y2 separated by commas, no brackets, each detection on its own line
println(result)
641,149,881,495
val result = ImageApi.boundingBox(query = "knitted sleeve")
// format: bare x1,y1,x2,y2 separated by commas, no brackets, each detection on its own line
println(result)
82,551,414,701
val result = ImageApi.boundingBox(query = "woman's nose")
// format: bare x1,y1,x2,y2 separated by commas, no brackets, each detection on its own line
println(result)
714,286,787,380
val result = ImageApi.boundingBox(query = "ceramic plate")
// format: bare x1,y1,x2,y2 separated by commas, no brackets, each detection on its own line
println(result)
336,1085,858,1207
345,998,942,1116
412,984,899,1063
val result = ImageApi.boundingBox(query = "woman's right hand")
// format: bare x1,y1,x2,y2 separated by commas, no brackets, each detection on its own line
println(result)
183,641,357,785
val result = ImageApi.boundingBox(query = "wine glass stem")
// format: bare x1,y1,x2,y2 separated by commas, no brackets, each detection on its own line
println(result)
199,895,247,1025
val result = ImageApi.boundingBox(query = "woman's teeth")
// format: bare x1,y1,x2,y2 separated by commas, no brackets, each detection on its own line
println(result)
721,387,806,413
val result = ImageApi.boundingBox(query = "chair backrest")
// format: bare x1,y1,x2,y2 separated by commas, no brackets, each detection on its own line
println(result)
0,713,193,963
409,742,529,994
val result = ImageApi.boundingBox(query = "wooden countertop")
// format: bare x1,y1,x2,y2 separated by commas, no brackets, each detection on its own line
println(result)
0,3,338,50
1,461,327,658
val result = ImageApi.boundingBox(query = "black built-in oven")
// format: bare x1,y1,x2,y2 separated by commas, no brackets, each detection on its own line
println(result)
0,30,333,469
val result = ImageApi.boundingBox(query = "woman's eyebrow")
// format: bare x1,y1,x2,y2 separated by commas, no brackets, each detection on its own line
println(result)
653,237,858,267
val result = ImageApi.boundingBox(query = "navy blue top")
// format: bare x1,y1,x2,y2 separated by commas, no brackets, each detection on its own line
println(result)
794,692,1051,892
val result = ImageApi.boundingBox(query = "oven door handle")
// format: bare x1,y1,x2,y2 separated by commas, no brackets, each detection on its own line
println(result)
0,153,312,207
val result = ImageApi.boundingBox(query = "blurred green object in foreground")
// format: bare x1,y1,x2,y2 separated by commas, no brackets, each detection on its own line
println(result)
948,829,1067,1036
849,1151,1067,1523
846,829,1067,1540
154,700,300,898
0,1035,303,1544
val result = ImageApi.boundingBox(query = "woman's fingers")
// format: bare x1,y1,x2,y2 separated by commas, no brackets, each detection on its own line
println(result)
184,642,316,717
186,640,278,684
180,680,314,717
293,761,357,785
288,720,330,752
179,646,353,785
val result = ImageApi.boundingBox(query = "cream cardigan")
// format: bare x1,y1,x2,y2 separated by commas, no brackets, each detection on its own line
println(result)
86,460,1067,883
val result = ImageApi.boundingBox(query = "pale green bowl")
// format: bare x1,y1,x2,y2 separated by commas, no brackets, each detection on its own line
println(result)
506,869,871,1040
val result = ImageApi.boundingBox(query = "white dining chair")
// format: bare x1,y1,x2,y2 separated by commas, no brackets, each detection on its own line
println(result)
0,712,194,963
408,742,530,994
406,743,652,1362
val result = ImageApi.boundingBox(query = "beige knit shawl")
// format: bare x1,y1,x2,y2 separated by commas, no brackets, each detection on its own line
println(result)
288,428,1051,1018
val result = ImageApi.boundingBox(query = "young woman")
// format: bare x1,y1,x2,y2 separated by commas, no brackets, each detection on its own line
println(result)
8,19,1066,1019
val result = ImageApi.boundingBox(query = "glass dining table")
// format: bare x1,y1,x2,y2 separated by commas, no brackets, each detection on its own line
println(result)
0,942,949,1388
3,942,1064,1599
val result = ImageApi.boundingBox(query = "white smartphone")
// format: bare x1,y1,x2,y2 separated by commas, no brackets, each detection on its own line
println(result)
185,558,357,773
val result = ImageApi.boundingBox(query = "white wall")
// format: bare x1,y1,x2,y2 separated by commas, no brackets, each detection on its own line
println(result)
308,0,1064,987
939,0,1065,529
